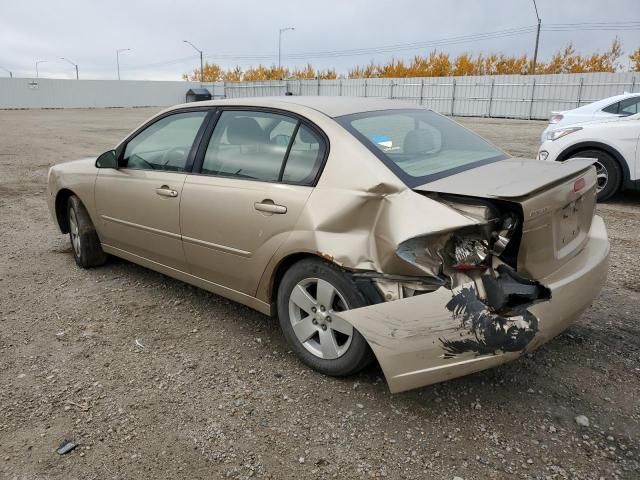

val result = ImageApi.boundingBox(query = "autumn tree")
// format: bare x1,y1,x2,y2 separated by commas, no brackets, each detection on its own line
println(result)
182,62,224,82
542,38,622,73
317,68,338,80
631,47,640,71
223,66,243,82
290,64,316,79
184,38,634,81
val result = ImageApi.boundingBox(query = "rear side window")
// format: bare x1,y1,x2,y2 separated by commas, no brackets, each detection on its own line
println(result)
282,125,325,184
200,110,326,185
123,111,207,172
202,111,296,181
619,97,640,115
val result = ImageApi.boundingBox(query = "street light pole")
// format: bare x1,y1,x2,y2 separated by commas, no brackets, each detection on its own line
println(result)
116,48,131,80
61,57,79,80
183,40,204,82
35,60,48,79
0,66,12,78
531,0,541,74
278,27,295,71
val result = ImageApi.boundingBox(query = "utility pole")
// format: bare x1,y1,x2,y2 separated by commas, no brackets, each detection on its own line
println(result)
278,27,295,71
183,40,204,82
35,60,47,79
531,0,541,74
116,48,131,80
61,57,79,80
0,66,11,78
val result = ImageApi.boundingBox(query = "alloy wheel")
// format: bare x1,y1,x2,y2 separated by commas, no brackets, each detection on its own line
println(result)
288,278,354,360
69,207,81,256
595,161,608,193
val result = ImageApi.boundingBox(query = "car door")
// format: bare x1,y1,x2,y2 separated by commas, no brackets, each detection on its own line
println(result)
180,109,327,295
95,110,210,270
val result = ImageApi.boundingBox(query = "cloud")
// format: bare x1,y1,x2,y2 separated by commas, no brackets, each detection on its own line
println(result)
0,0,638,80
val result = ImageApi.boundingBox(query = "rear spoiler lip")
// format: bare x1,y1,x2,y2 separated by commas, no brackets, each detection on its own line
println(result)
412,157,596,199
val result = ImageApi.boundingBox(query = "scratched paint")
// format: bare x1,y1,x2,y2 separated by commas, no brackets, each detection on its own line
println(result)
440,285,540,358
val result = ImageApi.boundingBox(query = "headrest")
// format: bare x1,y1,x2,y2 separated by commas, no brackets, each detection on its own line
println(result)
403,129,437,155
227,117,267,145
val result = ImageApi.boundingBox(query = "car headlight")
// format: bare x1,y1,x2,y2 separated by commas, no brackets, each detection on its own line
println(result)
546,126,582,141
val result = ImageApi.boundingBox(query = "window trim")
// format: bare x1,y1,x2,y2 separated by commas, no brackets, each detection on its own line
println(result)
190,106,330,187
116,107,215,174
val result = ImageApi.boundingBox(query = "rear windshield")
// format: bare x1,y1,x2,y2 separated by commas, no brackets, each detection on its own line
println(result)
337,109,508,187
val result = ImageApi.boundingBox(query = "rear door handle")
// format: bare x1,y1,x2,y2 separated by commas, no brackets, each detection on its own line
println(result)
254,200,287,214
156,185,178,198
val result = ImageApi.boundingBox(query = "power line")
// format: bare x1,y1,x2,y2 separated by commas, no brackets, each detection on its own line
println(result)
203,26,538,62
202,21,640,63
20,20,637,76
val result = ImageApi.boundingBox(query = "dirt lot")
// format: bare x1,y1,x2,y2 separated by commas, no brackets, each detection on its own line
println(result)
0,108,638,480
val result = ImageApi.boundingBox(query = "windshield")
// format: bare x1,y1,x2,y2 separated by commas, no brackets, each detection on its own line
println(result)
337,109,508,187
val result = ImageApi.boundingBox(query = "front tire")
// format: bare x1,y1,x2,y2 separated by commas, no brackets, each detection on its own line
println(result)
67,195,107,268
277,258,374,377
568,149,621,202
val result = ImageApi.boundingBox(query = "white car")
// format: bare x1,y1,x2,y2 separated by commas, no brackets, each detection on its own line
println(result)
538,114,640,201
541,92,640,142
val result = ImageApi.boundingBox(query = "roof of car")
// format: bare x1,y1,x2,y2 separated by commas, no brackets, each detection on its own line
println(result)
170,96,424,118
571,91,640,113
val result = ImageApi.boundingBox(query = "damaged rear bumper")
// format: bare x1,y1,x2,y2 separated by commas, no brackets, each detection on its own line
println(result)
336,215,609,393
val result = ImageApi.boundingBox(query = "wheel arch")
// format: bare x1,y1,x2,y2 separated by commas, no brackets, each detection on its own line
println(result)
265,251,384,316
54,188,76,234
267,252,327,315
557,141,631,188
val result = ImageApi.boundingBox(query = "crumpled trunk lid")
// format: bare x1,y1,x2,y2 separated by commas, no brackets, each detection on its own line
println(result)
414,157,598,279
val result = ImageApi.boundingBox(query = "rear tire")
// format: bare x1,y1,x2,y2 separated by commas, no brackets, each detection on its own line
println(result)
67,195,107,268
568,149,621,202
277,258,374,377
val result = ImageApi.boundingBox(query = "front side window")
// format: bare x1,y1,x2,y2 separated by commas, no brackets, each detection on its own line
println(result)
337,109,507,186
201,110,324,184
123,111,207,172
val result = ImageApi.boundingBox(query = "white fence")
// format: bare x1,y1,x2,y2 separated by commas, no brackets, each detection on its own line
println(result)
214,72,639,120
0,78,218,109
1,72,638,120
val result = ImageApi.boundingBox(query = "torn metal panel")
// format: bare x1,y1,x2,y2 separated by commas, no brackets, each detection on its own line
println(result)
256,187,479,302
335,216,608,393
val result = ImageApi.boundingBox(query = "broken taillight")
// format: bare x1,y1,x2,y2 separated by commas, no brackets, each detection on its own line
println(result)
452,238,489,271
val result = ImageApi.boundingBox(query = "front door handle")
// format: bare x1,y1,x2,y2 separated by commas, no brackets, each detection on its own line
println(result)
254,199,287,214
156,185,178,198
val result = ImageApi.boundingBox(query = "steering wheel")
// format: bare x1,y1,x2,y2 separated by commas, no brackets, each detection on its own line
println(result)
128,154,156,170
161,146,188,167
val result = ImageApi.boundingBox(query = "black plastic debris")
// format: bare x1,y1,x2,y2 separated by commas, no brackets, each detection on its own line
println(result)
56,440,78,455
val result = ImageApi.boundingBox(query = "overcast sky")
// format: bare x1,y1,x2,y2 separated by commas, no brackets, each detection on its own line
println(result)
1,0,639,80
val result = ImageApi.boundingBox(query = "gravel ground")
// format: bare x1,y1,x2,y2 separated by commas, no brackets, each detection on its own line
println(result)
0,108,638,480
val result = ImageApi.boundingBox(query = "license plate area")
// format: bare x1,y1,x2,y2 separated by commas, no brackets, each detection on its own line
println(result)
555,195,585,257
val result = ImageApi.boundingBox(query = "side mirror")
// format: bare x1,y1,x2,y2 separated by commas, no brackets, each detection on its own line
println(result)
95,150,117,168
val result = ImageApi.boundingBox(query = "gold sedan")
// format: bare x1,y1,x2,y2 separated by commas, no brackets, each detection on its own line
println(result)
47,97,609,393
